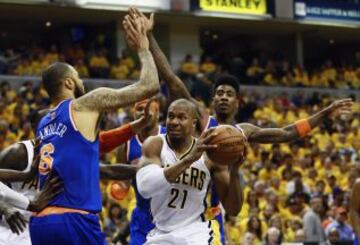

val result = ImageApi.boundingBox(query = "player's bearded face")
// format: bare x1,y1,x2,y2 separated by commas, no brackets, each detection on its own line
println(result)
213,85,238,116
74,79,86,98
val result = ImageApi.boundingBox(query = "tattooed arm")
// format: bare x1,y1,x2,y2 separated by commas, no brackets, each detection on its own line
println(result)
238,98,353,143
71,18,159,141
73,50,159,112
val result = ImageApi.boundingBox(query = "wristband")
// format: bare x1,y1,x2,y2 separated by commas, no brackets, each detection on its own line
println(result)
99,123,135,153
295,119,312,138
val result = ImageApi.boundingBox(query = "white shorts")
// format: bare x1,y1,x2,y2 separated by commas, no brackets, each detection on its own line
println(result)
0,222,31,245
145,220,220,245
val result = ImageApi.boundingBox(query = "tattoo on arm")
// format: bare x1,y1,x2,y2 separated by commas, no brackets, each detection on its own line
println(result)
74,50,159,112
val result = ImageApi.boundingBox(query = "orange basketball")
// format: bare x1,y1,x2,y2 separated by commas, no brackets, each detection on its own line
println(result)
109,181,130,201
206,125,247,165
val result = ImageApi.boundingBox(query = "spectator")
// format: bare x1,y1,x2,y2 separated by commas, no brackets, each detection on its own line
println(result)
242,232,257,245
262,227,281,245
303,196,327,244
89,49,110,78
180,54,199,77
247,215,263,243
327,227,340,245
200,56,216,74
110,58,130,80
294,229,306,243
74,59,89,78
325,207,354,241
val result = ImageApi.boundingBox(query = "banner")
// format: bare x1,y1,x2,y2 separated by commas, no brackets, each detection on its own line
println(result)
198,0,267,15
294,0,360,22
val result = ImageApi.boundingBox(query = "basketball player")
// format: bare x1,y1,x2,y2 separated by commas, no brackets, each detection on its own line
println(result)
0,99,155,244
136,99,244,244
124,9,353,244
126,8,353,144
114,98,165,245
350,165,360,244
30,18,159,245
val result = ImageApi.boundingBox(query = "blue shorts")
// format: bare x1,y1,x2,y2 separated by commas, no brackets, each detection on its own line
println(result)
30,213,106,245
214,213,225,245
129,207,155,245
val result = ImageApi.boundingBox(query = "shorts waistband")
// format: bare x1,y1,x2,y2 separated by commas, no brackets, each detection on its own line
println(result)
33,206,90,217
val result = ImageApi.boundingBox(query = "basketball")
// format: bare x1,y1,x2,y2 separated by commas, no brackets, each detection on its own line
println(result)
109,181,130,201
206,125,247,165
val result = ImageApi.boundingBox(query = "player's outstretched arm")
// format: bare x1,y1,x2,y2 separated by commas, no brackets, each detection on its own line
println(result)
211,159,244,216
350,179,360,238
125,8,191,102
73,18,159,113
124,8,210,132
99,99,158,154
99,164,138,180
238,98,353,143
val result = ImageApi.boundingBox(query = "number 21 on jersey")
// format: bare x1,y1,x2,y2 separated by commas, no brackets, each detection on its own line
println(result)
39,143,55,175
168,188,188,209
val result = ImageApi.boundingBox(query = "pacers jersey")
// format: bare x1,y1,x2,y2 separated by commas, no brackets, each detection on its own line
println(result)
127,125,166,211
151,135,211,232
9,140,37,200
36,99,101,213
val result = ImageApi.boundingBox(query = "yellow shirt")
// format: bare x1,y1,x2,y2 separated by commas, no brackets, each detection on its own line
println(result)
258,169,279,183
89,56,110,68
110,65,130,80
74,64,89,78
180,62,199,75
200,62,216,74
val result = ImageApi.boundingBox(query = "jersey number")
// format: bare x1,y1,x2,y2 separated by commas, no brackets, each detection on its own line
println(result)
167,188,188,209
39,143,55,175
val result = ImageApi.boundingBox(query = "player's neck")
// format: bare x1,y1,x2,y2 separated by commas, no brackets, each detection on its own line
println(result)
52,92,75,107
138,123,159,142
167,136,193,156
215,113,235,125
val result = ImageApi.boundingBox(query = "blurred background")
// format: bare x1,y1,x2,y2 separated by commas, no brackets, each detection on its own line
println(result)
0,0,359,244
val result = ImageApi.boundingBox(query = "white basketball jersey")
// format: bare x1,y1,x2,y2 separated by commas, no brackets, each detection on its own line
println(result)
150,135,211,232
0,140,35,245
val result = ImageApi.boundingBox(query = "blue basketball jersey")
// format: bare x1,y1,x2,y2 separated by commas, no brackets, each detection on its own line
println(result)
205,116,226,245
36,99,101,213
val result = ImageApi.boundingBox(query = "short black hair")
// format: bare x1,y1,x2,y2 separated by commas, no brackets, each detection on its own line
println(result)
169,99,198,119
213,74,240,94
42,62,73,98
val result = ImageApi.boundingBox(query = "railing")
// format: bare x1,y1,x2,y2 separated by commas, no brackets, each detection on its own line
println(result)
1,75,359,99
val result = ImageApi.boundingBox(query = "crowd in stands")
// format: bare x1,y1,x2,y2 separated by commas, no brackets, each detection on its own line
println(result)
0,44,140,80
0,72,358,244
1,44,359,92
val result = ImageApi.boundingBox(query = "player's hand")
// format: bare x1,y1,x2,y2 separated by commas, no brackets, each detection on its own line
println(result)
128,7,155,33
184,128,218,163
326,98,353,118
3,208,27,235
28,175,63,212
131,99,159,134
123,14,149,51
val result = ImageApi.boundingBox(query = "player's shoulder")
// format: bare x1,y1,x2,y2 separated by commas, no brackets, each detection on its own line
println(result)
142,135,164,153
